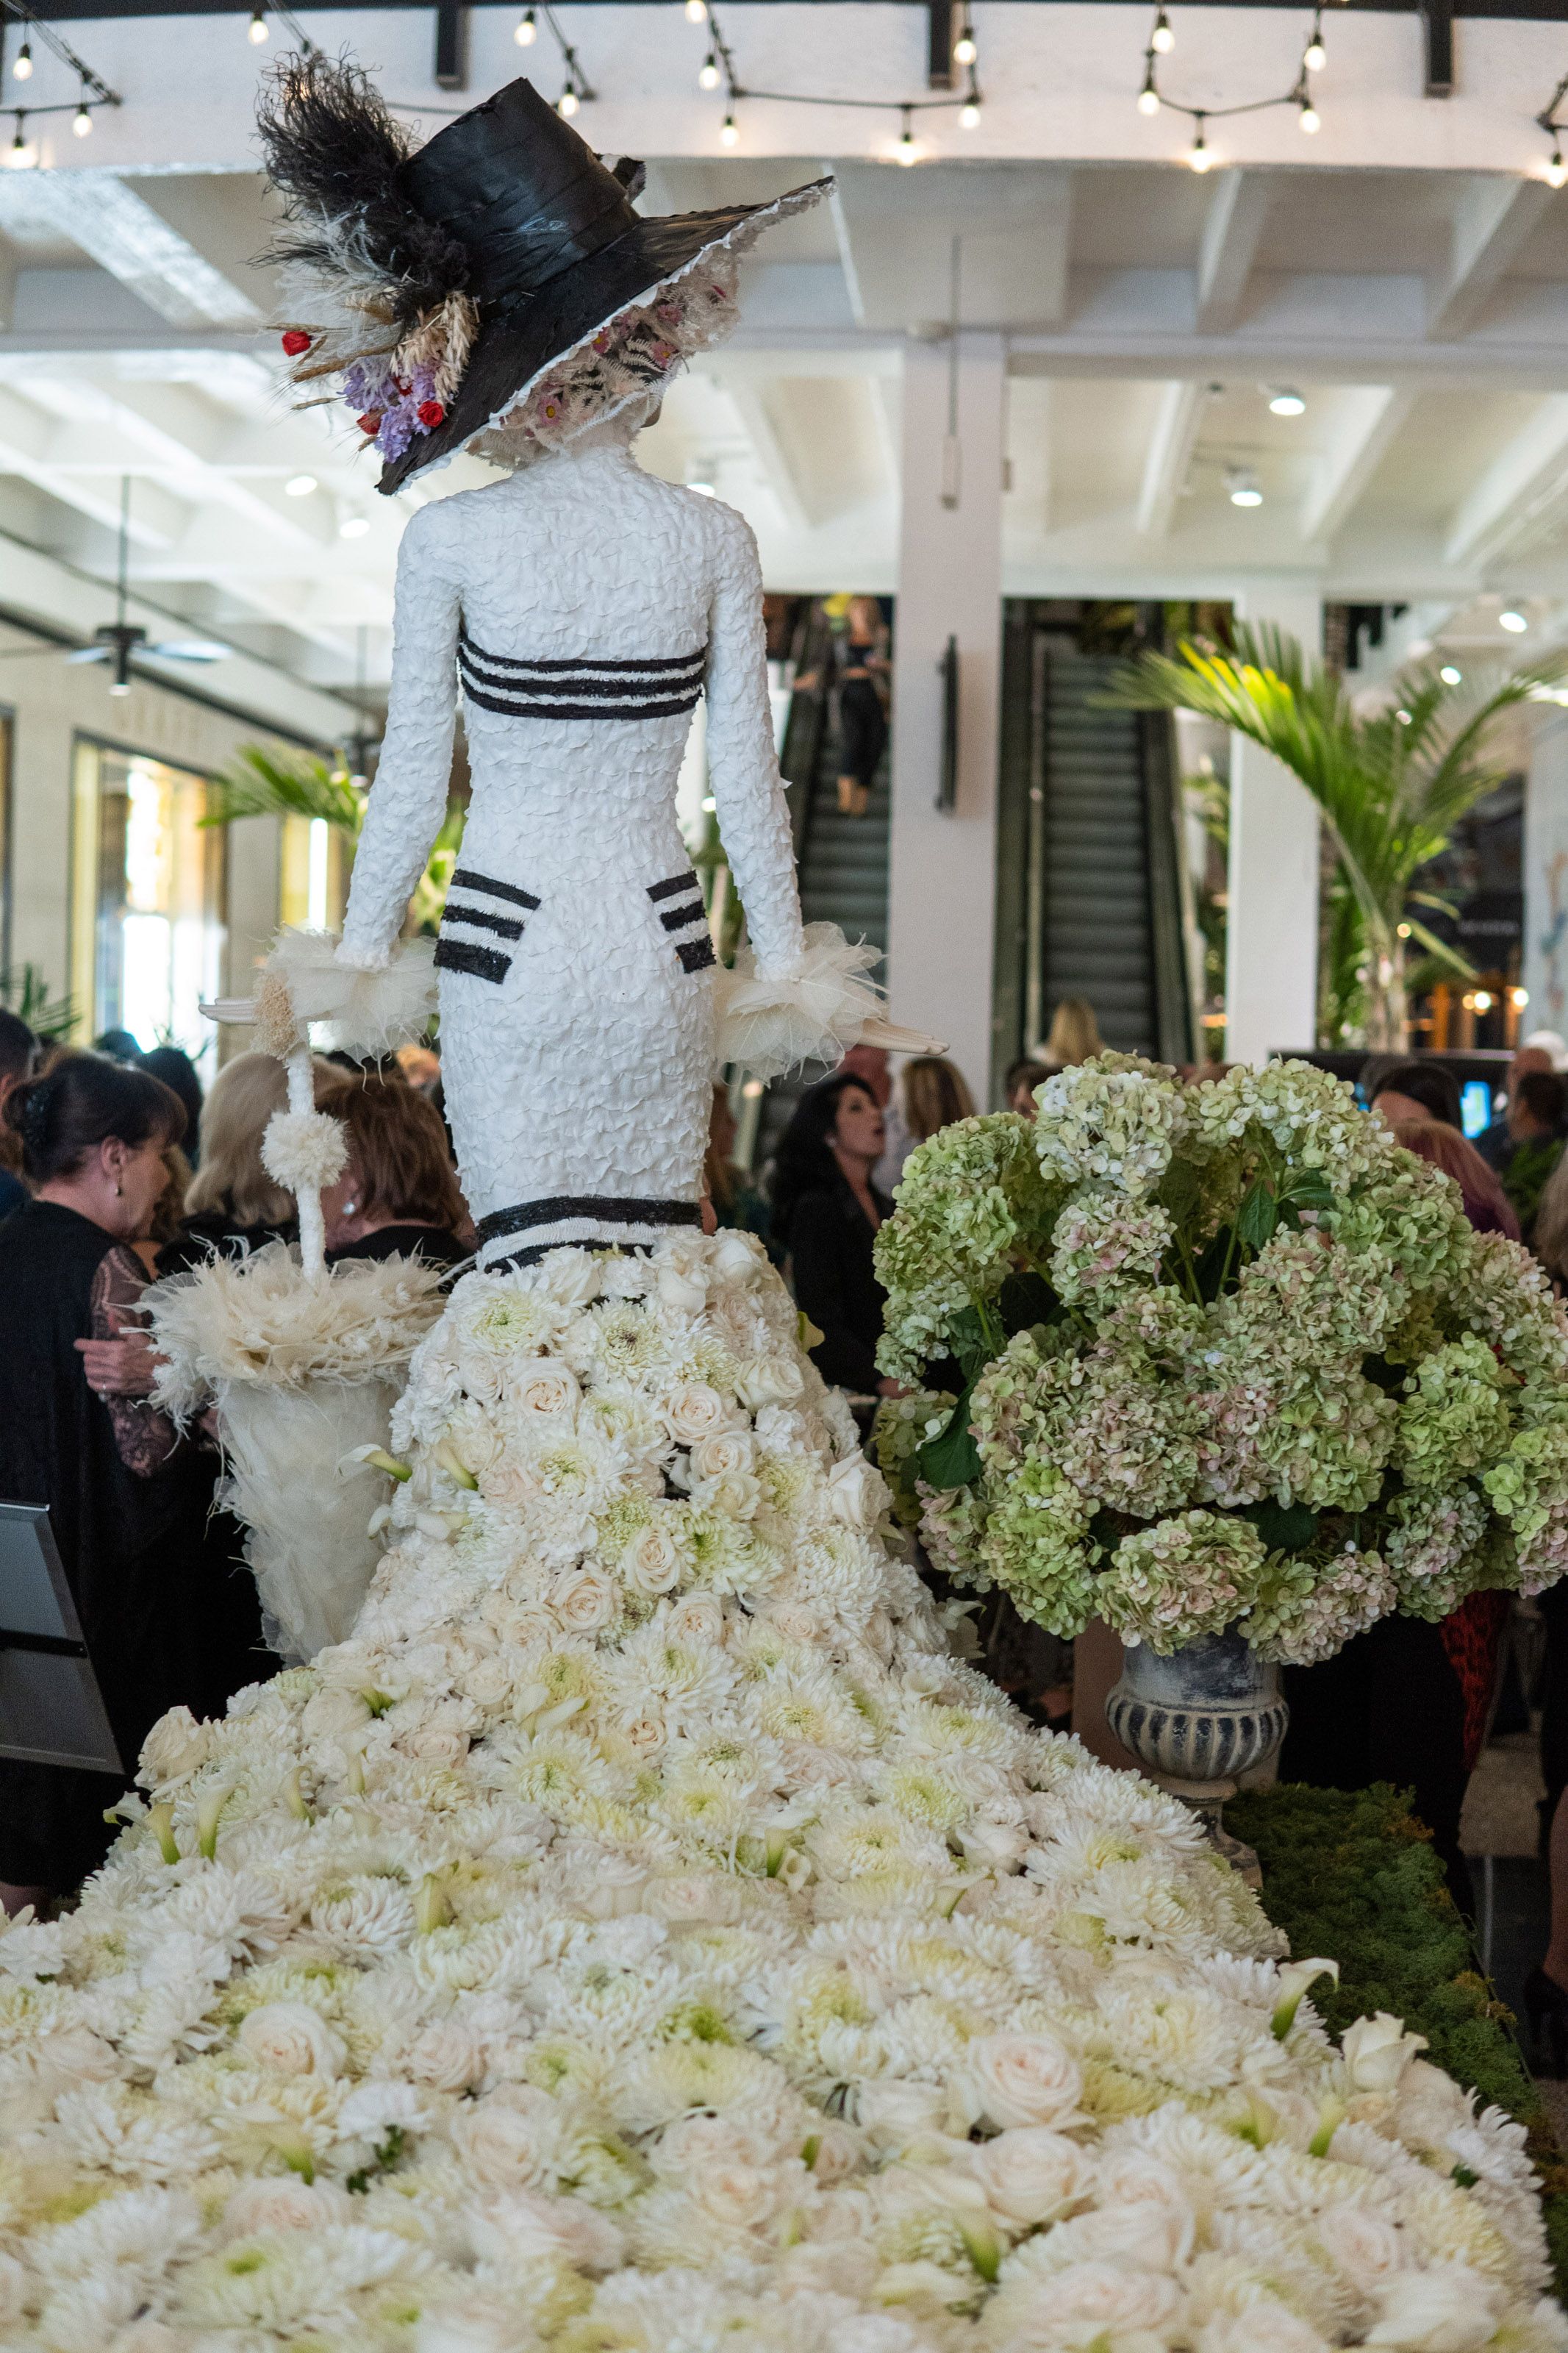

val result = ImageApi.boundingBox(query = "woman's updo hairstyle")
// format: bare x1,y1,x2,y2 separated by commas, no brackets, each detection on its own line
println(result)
4,1051,186,1184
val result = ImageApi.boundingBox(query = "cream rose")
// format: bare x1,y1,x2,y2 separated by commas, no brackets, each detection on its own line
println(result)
462,1657,517,1710
480,1460,535,1507
970,2128,1093,2227
826,1457,890,1530
1317,2204,1407,2294
958,2032,1084,2130
1200,2307,1331,2353
856,2079,949,2146
737,1356,805,1410
550,1564,617,1633
665,1382,740,1443
469,2187,625,2273
625,1525,683,1596
398,1715,473,1768
711,1230,759,1282
409,2019,488,2093
1342,2012,1428,2096
300,1686,371,1742
512,1360,580,1421
1027,2261,1181,2336
449,2084,558,2191
690,1430,756,1482
1367,2267,1503,2352
658,1263,709,1315
237,2000,345,2077
138,1704,212,1788
222,2178,354,2235
665,1592,726,1644
536,1254,602,1307
620,1711,666,1759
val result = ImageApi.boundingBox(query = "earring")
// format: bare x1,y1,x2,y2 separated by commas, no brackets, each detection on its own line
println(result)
113,1181,122,1197
342,1200,358,1218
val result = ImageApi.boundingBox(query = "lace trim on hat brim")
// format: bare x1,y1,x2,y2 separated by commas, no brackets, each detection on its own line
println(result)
401,178,830,486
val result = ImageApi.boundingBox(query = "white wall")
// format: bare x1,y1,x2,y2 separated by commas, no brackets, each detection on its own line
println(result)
1523,701,1568,1043
887,335,1004,1101
1225,585,1323,1063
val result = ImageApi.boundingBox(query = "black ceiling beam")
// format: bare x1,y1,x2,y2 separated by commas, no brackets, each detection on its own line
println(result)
26,0,1568,15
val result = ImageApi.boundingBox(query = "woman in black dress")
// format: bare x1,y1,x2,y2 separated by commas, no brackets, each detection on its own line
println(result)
321,1076,471,1272
771,1072,898,1399
0,1056,271,1910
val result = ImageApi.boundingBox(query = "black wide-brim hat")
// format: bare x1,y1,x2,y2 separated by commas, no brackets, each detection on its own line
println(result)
376,79,828,493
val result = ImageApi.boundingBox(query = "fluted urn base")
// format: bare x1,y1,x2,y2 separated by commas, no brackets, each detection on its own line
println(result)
1105,1629,1289,1886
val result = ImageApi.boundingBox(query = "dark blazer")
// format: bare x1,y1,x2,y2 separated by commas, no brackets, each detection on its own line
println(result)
786,1174,892,1393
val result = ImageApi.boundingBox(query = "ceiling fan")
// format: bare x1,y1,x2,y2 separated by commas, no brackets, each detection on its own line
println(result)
0,477,230,693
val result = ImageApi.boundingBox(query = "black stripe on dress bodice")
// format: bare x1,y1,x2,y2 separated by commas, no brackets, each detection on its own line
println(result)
458,629,706,722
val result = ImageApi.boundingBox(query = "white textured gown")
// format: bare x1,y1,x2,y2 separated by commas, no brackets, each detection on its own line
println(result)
340,432,806,1270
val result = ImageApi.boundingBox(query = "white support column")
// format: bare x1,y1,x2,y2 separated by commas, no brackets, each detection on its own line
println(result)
887,332,1005,1102
1225,584,1323,1065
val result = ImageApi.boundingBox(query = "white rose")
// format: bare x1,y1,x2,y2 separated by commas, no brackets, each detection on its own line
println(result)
463,1657,517,1710
690,2157,783,2230
711,1230,760,1282
971,2129,1093,2227
692,1466,762,1521
512,1360,580,1420
690,1430,756,1482
449,2084,557,2191
409,2020,488,2093
1342,2013,1428,2095
1367,2268,1503,2352
806,2121,863,2183
536,1252,602,1307
665,1382,739,1443
237,2000,345,2077
138,1705,212,1789
301,1686,372,1742
959,1813,1031,1871
468,2187,624,2273
1200,2307,1331,2353
575,1850,650,1918
856,2080,949,2147
1028,2261,1181,2335
222,2178,354,2235
1317,2203,1407,2293
737,1355,805,1410
1053,2196,1193,2273
1395,2059,1474,2149
827,1457,890,1529
619,1712,666,1760
625,1525,683,1596
399,1718,472,1767
550,1565,617,1633
665,1593,726,1644
658,1263,709,1314
958,2032,1084,2130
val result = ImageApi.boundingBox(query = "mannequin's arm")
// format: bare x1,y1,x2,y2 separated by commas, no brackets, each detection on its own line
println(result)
340,509,462,967
703,504,805,976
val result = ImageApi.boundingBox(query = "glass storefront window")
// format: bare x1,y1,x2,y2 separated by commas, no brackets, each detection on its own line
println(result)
279,811,346,932
71,740,227,1074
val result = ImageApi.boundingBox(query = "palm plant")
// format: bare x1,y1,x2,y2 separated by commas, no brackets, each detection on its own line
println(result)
204,746,465,935
1103,624,1562,1048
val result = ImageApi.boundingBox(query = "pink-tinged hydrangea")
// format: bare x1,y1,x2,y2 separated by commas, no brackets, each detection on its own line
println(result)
1241,1543,1398,1665
1483,1421,1568,1593
1397,1336,1513,1488
874,1115,1059,1383
1034,1053,1187,1197
1099,1510,1268,1654
1384,1485,1489,1615
975,1459,1100,1636
1049,1192,1175,1307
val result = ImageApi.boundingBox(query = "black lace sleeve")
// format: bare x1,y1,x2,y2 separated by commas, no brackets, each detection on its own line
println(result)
89,1246,177,1477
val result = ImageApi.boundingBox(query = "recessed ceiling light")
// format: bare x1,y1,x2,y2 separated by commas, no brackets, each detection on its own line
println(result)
1440,663,1462,685
1268,388,1306,416
1500,608,1529,633
339,515,370,539
1227,466,1263,508
285,474,318,498
687,480,716,497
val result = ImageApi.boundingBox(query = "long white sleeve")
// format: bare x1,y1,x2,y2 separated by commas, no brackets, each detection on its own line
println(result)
703,503,805,978
340,507,462,965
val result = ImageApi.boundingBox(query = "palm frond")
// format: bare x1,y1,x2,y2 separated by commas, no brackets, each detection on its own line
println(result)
204,745,366,833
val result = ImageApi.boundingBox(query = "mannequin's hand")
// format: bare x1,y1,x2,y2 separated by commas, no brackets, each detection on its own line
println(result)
335,939,391,972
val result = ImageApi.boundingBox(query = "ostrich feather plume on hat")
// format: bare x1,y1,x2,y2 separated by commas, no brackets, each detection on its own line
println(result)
257,54,828,491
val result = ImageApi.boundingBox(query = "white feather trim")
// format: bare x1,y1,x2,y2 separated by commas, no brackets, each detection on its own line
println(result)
262,1108,348,1195
712,922,887,1080
265,928,437,1053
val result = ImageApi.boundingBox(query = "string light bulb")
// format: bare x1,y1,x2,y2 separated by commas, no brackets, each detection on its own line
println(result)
1299,95,1320,133
514,8,537,42
698,50,720,88
11,43,31,81
7,117,35,168
557,82,579,115
896,113,917,164
1547,145,1567,188
953,24,976,63
720,110,738,145
1187,121,1211,171
960,95,981,127
72,99,91,135
1150,10,1174,55
1303,18,1325,71
685,0,708,21
247,7,268,42
1137,66,1159,115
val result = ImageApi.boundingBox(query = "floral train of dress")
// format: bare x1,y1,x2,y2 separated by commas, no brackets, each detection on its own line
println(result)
0,1232,1558,2353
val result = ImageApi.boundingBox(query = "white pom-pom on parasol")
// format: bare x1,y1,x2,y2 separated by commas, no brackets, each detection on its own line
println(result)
712,921,944,1080
261,1107,348,1196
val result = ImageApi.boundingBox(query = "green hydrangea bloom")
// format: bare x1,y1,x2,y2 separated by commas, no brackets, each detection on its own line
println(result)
874,1114,1059,1382
1397,1335,1513,1488
1098,1510,1268,1654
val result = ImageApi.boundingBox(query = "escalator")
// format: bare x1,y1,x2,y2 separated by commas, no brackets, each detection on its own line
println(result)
778,601,890,969
995,604,1195,1072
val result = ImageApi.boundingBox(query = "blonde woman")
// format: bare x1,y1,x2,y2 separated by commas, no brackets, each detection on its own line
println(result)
162,1050,347,1273
882,1054,976,1188
1042,996,1103,1069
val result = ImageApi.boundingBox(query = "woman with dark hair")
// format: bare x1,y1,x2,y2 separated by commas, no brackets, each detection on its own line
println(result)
0,1054,270,1910
770,1072,898,1397
138,1045,204,1168
1368,1057,1463,1132
320,1076,471,1270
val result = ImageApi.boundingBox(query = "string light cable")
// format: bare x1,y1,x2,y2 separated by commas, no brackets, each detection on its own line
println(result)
0,0,119,146
1135,0,1331,167
386,2,593,122
696,0,982,150
1535,68,1568,185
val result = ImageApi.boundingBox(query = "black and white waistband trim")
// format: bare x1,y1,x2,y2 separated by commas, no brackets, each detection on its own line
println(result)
476,1193,704,1268
459,629,706,723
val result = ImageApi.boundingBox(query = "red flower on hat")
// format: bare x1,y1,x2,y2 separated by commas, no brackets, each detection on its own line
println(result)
280,329,312,357
357,411,384,435
417,400,445,429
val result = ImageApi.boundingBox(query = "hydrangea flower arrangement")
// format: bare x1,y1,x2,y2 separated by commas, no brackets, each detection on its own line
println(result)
0,1227,1558,2351
874,1055,1568,1663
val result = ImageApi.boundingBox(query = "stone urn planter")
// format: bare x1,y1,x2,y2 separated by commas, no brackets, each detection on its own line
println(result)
1104,1629,1288,1885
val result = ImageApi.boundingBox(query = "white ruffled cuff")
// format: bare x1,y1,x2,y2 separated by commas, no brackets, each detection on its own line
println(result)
712,923,886,1080
265,928,438,1054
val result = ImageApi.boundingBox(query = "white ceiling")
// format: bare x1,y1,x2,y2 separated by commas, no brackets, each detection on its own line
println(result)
5,10,1568,717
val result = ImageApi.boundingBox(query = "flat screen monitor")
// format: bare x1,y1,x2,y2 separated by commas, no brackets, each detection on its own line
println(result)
1461,1079,1493,1141
0,1502,123,1774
